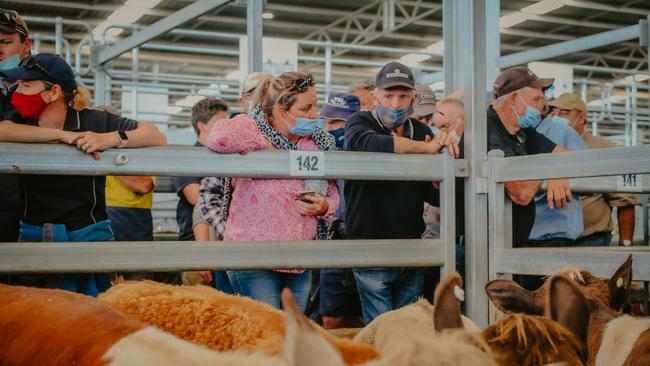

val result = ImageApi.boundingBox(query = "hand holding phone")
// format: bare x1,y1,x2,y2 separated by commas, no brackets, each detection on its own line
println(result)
299,190,316,203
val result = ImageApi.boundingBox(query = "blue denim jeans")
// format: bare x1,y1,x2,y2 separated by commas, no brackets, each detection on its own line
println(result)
227,270,311,312
353,267,426,324
574,231,612,247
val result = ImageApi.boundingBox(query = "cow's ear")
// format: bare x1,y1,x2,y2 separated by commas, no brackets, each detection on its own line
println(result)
609,254,633,311
547,275,590,346
433,272,464,331
485,279,545,315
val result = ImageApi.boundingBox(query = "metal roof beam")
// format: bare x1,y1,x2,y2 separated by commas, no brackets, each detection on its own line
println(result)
98,0,231,64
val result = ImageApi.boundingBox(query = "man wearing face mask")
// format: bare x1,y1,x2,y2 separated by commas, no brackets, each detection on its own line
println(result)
526,98,587,249
550,93,637,247
0,9,31,244
343,61,459,324
488,66,572,258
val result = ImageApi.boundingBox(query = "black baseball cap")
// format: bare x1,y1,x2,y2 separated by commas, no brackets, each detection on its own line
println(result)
0,9,29,37
375,61,415,90
319,92,361,121
493,66,554,98
0,53,77,93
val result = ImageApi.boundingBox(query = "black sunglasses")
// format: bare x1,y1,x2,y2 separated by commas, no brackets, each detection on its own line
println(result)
293,74,316,93
0,9,27,36
19,56,55,81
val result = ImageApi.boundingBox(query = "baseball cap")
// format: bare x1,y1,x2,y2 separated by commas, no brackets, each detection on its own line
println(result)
241,72,265,96
0,53,77,93
319,92,361,121
0,9,28,37
375,61,415,90
413,84,437,117
492,66,554,98
550,93,587,113
347,79,374,93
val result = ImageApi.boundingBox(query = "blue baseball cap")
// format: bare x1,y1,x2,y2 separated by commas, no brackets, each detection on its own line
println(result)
0,53,76,93
319,92,361,121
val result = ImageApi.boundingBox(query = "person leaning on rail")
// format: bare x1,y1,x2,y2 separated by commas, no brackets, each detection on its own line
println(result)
205,71,339,313
550,92,638,247
0,53,167,296
343,61,459,325
0,8,32,246
487,66,572,291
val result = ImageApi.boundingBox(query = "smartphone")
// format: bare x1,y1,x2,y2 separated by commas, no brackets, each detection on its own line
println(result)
299,190,316,203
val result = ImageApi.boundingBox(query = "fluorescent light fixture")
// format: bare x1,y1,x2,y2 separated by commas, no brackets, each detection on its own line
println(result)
125,0,162,8
587,94,626,107
400,53,429,66
166,106,183,114
429,81,445,91
219,84,230,89
175,95,206,107
108,7,144,23
623,74,650,82
522,0,565,15
426,41,445,53
198,89,221,96
225,70,242,80
262,12,274,19
499,12,528,28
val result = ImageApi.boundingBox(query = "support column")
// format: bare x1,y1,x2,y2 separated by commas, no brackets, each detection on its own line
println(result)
444,0,490,326
247,0,263,74
485,0,501,95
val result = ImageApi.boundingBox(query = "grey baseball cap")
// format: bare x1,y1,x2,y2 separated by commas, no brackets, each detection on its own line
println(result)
375,61,415,90
413,84,437,117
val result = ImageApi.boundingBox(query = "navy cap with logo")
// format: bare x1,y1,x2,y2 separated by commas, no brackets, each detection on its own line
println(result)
319,92,361,121
375,61,415,90
0,53,77,93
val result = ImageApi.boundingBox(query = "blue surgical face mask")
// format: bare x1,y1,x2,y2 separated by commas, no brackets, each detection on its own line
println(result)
329,128,345,149
285,113,325,137
549,115,569,127
512,95,541,129
0,54,21,81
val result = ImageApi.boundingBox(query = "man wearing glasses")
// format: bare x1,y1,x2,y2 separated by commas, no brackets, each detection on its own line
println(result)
0,9,31,244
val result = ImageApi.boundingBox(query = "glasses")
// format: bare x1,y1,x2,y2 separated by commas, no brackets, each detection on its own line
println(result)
19,56,55,81
0,9,27,36
293,74,316,93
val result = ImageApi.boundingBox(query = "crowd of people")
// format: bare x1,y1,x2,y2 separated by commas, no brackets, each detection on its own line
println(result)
0,8,638,325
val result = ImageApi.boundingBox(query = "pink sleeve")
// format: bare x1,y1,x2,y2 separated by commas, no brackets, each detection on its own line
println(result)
321,180,340,218
206,114,267,154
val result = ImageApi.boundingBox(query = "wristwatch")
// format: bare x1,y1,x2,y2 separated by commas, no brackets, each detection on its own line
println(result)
117,130,128,148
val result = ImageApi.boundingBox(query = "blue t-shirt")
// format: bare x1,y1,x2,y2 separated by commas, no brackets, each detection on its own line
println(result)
529,117,587,241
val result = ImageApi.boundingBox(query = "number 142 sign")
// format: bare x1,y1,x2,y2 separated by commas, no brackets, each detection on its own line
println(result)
290,151,325,177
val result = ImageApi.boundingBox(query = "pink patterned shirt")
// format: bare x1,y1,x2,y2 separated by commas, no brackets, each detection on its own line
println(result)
207,114,339,272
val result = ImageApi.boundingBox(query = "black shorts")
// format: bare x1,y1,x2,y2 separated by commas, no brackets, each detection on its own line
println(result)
319,268,362,317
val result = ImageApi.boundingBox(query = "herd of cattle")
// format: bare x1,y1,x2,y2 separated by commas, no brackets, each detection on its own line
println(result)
1,255,648,366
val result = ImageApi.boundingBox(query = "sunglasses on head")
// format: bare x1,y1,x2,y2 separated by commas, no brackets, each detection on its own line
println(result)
293,74,315,93
19,56,55,81
0,9,27,36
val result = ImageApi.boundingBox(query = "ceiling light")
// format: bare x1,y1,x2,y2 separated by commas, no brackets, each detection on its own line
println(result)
522,0,565,15
426,41,445,54
166,106,183,114
499,12,528,28
429,81,445,91
225,70,242,80
262,12,274,20
124,0,162,8
175,95,206,107
400,53,429,66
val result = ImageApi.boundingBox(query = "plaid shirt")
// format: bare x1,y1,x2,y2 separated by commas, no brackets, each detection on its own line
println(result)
198,177,227,241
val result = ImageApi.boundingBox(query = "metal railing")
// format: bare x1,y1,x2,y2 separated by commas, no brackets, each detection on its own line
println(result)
0,142,462,276
487,146,650,285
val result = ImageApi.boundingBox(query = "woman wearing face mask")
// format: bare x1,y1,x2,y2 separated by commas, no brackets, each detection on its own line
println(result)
0,53,167,295
206,71,339,312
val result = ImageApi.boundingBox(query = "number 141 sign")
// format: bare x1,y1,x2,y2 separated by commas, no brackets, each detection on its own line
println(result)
290,151,325,177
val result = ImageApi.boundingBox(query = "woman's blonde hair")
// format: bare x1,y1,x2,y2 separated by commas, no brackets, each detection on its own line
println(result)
251,71,315,116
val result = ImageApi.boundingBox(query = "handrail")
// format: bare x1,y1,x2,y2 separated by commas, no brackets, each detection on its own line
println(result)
0,143,462,181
